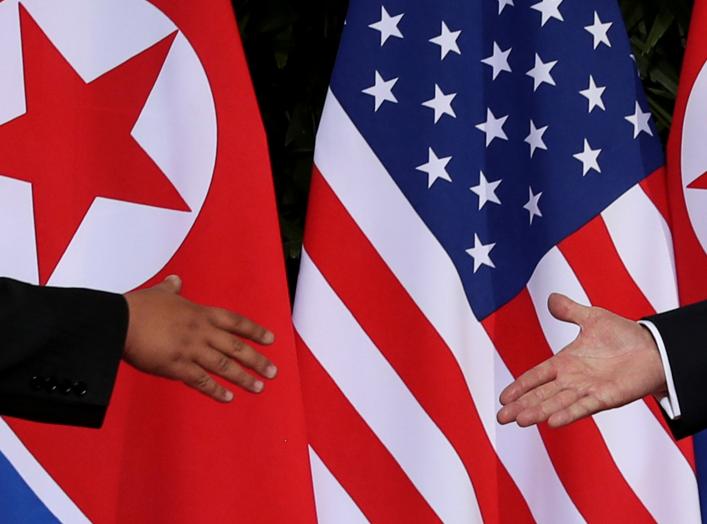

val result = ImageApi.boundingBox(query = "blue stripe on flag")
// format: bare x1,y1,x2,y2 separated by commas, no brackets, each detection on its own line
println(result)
0,453,59,523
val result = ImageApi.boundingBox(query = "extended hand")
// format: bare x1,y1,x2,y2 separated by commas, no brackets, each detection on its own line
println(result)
123,275,277,402
496,293,666,428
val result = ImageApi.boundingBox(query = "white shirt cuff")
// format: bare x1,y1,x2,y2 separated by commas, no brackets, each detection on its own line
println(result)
638,320,681,419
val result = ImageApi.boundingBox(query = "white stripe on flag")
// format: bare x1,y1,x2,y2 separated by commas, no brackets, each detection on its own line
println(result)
527,247,701,524
602,184,679,313
314,90,583,524
295,251,482,524
0,419,90,523
308,446,369,524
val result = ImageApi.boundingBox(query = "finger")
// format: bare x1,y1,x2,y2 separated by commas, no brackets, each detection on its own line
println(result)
209,308,274,345
516,388,580,427
547,293,592,327
497,381,561,424
547,395,603,428
499,359,556,405
209,331,277,379
196,347,265,394
153,274,182,294
181,364,233,402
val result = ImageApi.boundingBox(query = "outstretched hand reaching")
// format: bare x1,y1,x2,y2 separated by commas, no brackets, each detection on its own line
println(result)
123,275,277,403
497,293,666,428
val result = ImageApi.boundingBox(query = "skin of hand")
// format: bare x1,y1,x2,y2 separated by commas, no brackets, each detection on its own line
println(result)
122,275,277,403
496,293,666,428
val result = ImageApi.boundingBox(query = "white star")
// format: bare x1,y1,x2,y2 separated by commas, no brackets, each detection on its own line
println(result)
526,53,558,91
369,6,404,46
466,234,496,273
470,171,502,210
429,21,461,60
416,147,452,188
573,139,602,176
362,71,398,111
523,186,543,225
585,11,612,49
498,0,514,15
525,120,548,157
531,0,564,26
625,102,653,138
475,109,508,147
481,42,512,80
579,75,606,112
422,84,457,123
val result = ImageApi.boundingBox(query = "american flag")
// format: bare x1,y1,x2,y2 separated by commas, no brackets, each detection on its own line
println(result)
293,0,701,522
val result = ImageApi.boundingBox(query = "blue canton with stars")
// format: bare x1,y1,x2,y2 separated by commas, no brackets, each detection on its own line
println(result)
328,0,664,320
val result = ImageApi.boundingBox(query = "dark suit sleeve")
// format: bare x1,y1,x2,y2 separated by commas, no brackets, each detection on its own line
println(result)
645,300,707,439
0,277,128,428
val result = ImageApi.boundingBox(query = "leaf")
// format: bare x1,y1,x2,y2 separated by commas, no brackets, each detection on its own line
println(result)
645,9,675,52
648,64,679,96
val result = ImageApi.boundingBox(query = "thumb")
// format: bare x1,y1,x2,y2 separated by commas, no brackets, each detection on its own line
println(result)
548,292,591,327
154,274,182,294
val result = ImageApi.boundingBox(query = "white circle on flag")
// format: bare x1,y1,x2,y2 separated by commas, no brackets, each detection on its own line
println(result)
0,0,217,292
681,60,707,255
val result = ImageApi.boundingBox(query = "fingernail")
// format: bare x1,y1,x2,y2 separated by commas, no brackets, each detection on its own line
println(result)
263,331,275,344
265,365,278,379
253,380,264,393
224,390,234,402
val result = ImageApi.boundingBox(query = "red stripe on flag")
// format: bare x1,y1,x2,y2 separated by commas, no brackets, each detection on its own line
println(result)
483,290,655,523
559,215,696,468
639,167,672,226
296,335,442,524
303,169,535,524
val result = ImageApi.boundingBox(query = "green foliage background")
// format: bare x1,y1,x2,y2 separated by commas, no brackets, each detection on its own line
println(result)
232,0,693,288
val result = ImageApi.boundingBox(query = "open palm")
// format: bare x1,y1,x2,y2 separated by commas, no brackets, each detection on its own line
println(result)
497,293,666,428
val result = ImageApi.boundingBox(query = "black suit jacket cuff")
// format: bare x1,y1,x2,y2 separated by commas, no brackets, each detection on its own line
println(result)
645,300,707,439
0,279,128,428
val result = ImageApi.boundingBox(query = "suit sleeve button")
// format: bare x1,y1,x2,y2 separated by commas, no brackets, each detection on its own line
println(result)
43,376,58,393
59,379,73,395
71,381,88,397
30,376,42,391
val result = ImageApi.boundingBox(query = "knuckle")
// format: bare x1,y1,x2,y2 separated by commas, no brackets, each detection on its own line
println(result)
186,308,210,331
216,355,232,373
229,314,245,331
231,338,246,354
191,373,213,392
534,388,548,402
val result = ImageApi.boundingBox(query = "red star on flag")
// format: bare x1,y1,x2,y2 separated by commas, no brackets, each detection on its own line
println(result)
0,7,190,284
688,172,707,190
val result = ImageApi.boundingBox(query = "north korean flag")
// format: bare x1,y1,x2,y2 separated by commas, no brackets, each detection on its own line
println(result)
0,1,316,522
